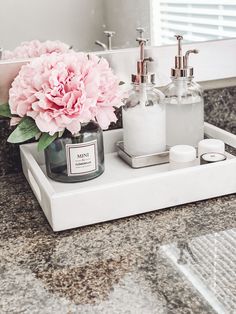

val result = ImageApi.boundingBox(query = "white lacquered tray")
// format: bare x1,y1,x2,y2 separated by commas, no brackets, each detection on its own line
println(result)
20,122,236,232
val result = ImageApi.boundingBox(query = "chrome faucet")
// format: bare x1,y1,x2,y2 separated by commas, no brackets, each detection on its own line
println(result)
104,31,115,50
95,31,115,50
0,48,3,60
95,40,108,50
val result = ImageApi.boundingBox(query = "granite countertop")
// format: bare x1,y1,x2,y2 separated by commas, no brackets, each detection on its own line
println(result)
0,173,236,314
0,86,236,314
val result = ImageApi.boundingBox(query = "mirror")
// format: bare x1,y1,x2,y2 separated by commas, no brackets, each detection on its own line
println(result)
1,0,236,60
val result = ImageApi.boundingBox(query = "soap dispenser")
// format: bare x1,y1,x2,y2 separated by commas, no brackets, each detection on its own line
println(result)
122,38,166,156
164,35,204,148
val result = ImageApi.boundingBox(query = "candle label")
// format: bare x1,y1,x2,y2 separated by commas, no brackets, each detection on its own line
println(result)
66,140,98,176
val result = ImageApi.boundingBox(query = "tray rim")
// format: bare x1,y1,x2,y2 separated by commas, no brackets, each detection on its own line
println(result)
20,122,236,199
20,122,236,231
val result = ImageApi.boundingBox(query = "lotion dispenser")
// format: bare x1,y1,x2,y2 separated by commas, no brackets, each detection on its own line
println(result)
164,35,204,148
122,38,166,156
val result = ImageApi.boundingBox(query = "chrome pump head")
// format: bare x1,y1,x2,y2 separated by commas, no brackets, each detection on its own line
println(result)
136,27,145,39
132,38,155,84
171,35,199,78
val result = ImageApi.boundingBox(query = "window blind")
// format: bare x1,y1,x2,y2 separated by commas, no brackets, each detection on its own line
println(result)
151,0,236,45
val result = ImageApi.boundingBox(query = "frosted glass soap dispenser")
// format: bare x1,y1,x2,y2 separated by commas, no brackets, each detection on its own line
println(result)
164,35,204,148
122,38,166,156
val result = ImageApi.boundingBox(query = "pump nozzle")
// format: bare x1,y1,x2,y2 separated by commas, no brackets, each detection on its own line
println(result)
183,49,199,68
175,35,183,69
136,27,145,39
132,38,155,84
175,35,183,52
171,35,199,78
136,38,148,60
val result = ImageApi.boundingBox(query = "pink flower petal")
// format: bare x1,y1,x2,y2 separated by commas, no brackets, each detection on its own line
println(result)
8,51,125,134
66,119,81,134
10,117,22,126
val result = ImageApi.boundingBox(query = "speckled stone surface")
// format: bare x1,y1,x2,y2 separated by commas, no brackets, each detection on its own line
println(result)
0,84,236,313
204,85,236,134
0,172,235,313
0,119,22,176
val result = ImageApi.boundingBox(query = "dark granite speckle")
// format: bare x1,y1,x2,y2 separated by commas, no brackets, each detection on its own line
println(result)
0,171,236,313
108,107,123,130
0,118,22,176
204,85,236,135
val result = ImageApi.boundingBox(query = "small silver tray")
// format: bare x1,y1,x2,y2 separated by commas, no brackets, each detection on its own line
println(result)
116,141,169,168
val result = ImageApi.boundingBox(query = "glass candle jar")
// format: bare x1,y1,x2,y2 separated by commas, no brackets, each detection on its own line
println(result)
45,121,104,183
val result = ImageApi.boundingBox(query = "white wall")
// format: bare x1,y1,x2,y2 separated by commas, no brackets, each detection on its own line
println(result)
103,0,151,49
0,0,151,53
0,0,105,51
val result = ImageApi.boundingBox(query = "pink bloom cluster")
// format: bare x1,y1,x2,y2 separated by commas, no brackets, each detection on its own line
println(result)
9,52,123,134
2,40,70,60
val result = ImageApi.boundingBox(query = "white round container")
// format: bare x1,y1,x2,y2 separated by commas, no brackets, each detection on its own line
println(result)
169,145,197,170
200,152,227,164
198,139,225,158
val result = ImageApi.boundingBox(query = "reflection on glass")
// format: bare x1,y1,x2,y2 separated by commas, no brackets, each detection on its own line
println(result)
161,228,236,314
151,1,236,45
1,0,236,57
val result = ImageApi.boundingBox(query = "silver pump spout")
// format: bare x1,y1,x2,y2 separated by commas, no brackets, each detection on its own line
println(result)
184,49,199,68
171,35,199,78
132,38,155,84
175,35,183,69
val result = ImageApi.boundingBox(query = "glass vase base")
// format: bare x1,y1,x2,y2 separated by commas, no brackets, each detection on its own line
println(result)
46,165,104,183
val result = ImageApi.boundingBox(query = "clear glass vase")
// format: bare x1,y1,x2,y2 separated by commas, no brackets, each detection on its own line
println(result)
45,121,104,183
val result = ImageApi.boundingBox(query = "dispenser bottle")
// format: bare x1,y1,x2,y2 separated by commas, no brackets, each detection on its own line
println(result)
122,38,166,156
164,35,204,148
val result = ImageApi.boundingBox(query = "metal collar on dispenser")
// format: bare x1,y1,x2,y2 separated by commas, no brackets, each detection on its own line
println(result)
132,38,155,84
171,35,199,78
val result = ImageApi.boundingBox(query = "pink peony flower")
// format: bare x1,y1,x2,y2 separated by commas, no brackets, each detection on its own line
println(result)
9,52,123,135
2,40,70,60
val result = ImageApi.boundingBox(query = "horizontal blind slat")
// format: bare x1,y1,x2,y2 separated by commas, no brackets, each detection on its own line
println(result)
160,14,236,28
153,1,236,45
161,0,236,5
160,6,236,17
161,21,236,37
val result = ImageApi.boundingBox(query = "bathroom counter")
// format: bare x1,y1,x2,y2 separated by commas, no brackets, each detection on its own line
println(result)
0,85,236,313
0,172,235,314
